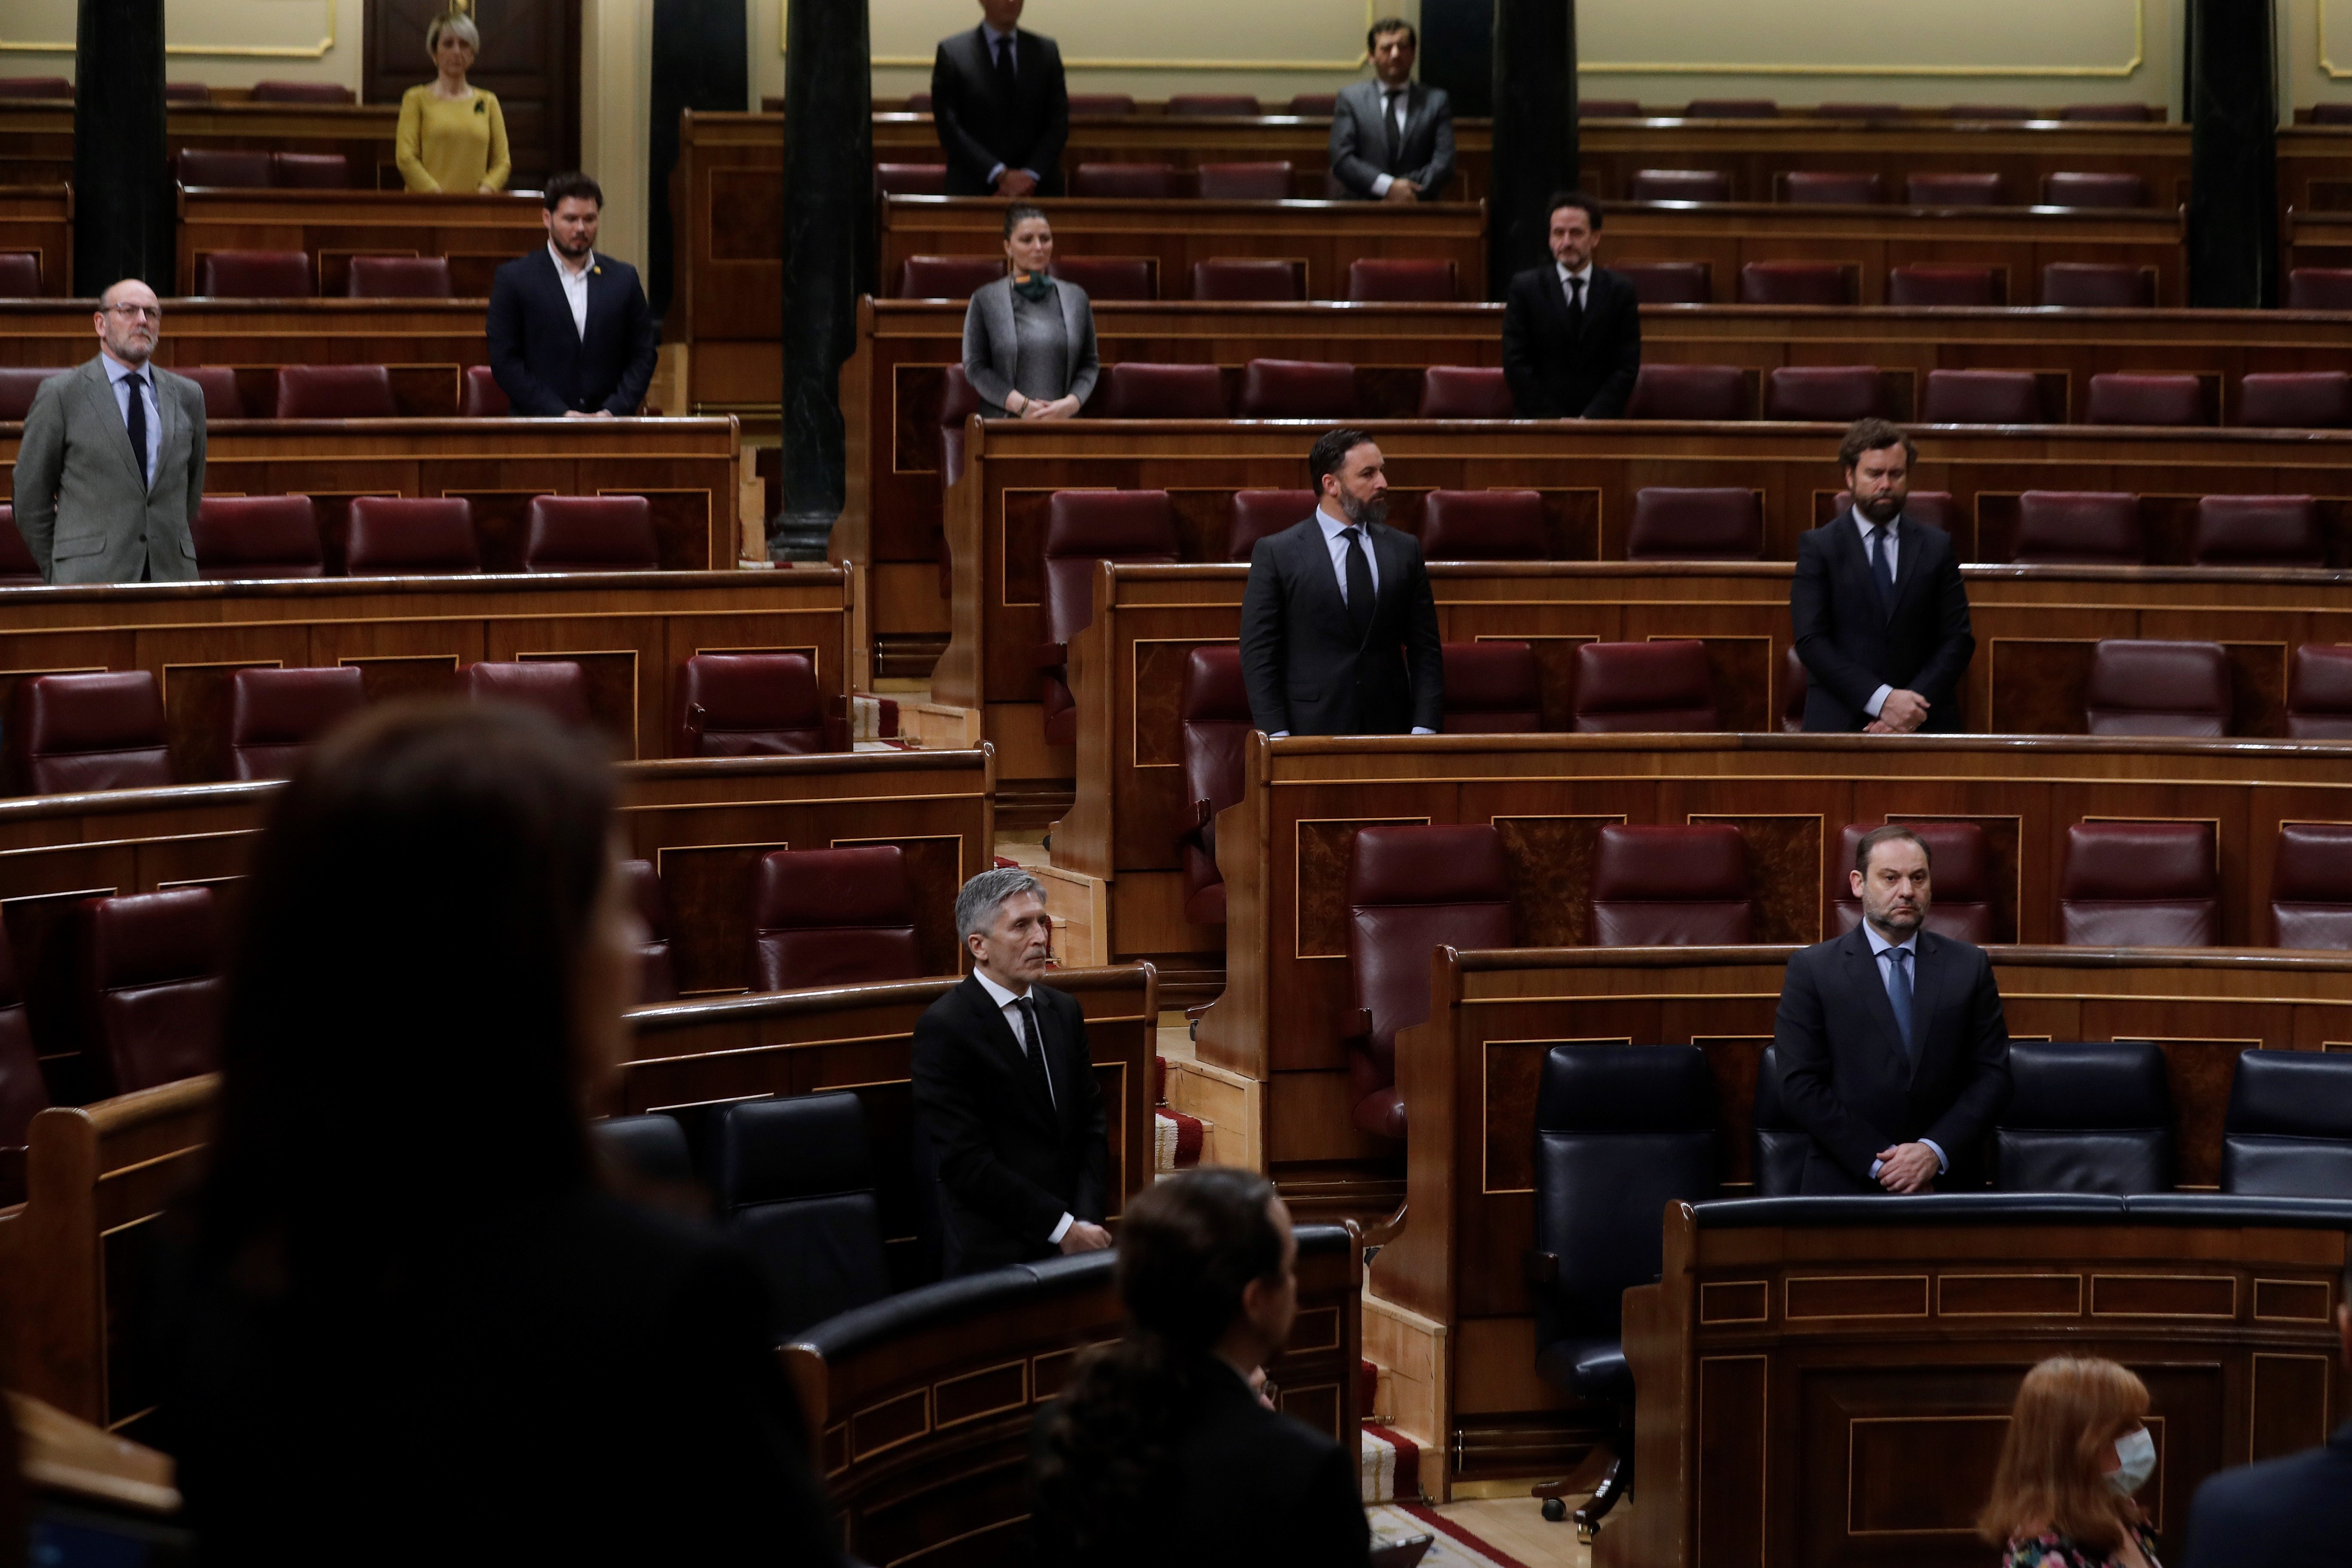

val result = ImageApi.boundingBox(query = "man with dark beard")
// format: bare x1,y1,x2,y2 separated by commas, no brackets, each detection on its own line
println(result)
1238,428,1444,738
1791,419,1976,733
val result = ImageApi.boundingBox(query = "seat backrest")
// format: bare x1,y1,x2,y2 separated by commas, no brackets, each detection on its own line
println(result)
2286,268,2352,310
2043,171,2148,207
191,495,323,579
1626,487,1764,560
1067,94,1138,115
344,255,452,298
1625,363,1748,421
2060,821,2219,946
1236,358,1357,419
0,367,70,421
938,365,982,487
228,665,367,781
2269,822,2352,949
1947,104,2035,120
163,82,209,102
895,254,1004,299
1181,644,1252,825
2040,262,2156,308
2062,103,2159,122
83,888,223,1093
1780,170,1883,204
1905,172,2006,205
1049,256,1155,301
1814,102,1903,119
1347,259,1457,302
0,505,41,585
1069,161,1180,199
1419,490,1547,560
270,151,350,189
460,364,510,417
1043,490,1179,647
1738,262,1853,305
0,911,44,1199
1440,640,1541,732
1886,265,2001,306
178,147,271,187
1167,93,1260,115
466,660,590,725
2084,372,2205,427
1629,168,1731,202
1781,645,1808,733
592,1112,693,1188
2193,495,2322,567
0,251,40,297
6,672,172,795
1751,1044,1809,1197
250,80,353,102
2084,639,2230,737
1920,368,2044,424
2220,1050,2352,1197
344,496,479,575
1095,362,1228,418
1831,821,1995,943
1289,92,1339,115
1763,365,1886,422
1348,825,1513,1068
617,858,677,1004
0,77,74,99
274,363,397,419
1615,261,1713,304
1578,99,1642,117
1196,161,1292,200
522,495,659,573
179,366,247,420
2237,373,2352,430
718,1092,892,1335
1590,823,1752,945
1418,365,1514,418
671,652,827,757
1190,258,1305,302
2013,490,2144,565
195,250,314,297
1993,1042,2174,1195
1225,489,1314,560
1571,640,1719,732
873,162,947,196
1686,98,1776,117
2288,644,2352,739
752,845,924,991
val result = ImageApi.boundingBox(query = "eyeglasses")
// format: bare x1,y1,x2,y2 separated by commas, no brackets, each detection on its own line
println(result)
104,304,163,322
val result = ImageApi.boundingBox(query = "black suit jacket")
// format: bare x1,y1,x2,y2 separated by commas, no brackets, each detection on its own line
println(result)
1792,510,1975,732
931,26,1069,196
1239,515,1445,737
485,248,658,416
2180,1421,2352,1568
1772,927,2012,1194
911,974,1109,1277
1500,263,1642,418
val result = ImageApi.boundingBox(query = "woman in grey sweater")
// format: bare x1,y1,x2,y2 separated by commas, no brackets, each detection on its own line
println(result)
962,203,1099,420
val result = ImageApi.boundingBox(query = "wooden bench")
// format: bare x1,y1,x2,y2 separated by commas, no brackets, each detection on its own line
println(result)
0,184,72,297
0,101,402,191
176,187,546,298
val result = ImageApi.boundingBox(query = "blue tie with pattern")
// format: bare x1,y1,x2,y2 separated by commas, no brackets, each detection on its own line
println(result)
1868,523,1895,616
1884,946,1915,1063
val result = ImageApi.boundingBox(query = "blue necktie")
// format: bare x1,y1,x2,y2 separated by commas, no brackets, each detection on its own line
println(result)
1884,946,1915,1063
125,371,149,489
1868,523,1895,615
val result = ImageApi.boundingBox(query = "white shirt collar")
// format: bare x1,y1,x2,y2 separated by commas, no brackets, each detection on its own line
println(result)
548,239,594,279
1556,261,1594,286
101,349,148,383
1316,504,1364,539
973,967,1029,1008
1862,921,1919,959
981,20,1016,49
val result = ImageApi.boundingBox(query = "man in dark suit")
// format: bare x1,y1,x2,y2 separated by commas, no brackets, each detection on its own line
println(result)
1773,825,2012,1195
930,0,1069,198
1329,18,1455,202
485,172,658,417
911,867,1110,1277
2180,1255,2352,1566
1793,419,1976,732
1500,191,1642,417
1238,427,1445,738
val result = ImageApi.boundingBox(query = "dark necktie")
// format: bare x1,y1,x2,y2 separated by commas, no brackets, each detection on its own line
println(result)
1383,88,1405,167
1884,947,1915,1063
124,371,149,489
1341,526,1375,638
1869,523,1896,614
1014,996,1056,1112
1563,272,1586,337
993,34,1016,101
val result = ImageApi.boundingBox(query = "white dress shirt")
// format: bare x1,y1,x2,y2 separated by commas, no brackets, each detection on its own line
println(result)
101,351,161,493
1555,260,1594,305
978,22,1040,188
1853,510,1904,719
1860,921,1947,1180
1269,506,1434,738
971,966,1074,1244
548,241,592,340
1370,84,1412,197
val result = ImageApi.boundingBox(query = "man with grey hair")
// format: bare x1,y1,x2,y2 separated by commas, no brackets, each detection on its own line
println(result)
911,866,1110,1276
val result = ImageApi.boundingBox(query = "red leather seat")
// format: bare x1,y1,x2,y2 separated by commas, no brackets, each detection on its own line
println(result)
522,495,659,573
0,917,46,1205
460,365,509,416
6,673,172,795
1418,366,1514,418
466,660,591,726
2060,822,2218,946
671,653,827,756
81,888,224,1093
1168,94,1259,115
1179,645,1252,924
0,78,73,99
1198,162,1292,200
619,858,677,1003
2315,105,2352,126
752,846,925,991
1763,366,1886,421
2270,824,2352,949
1590,824,1752,945
164,82,209,102
192,495,323,579
1947,105,2035,121
1629,169,1731,202
1289,93,1339,115
2062,103,2159,122
1071,162,1181,199
895,255,1004,299
1570,641,1718,732
1190,259,1305,301
2013,491,2144,565
1347,259,1458,302
178,147,272,187
1420,490,1547,560
1780,171,1883,204
2042,172,2149,207
1347,824,1513,1138
1815,102,1902,119
180,367,246,420
1050,256,1155,300
1039,491,1179,744
1829,489,1960,533
1060,93,1133,115
195,250,314,296
250,80,353,103
903,93,931,111
274,364,397,419
2084,372,2204,426
2286,269,2352,310
1226,490,1314,559
1886,265,2002,306
1625,363,1747,420
228,666,366,780
344,496,480,575
271,152,349,188
0,506,45,585
2040,263,2156,308
873,163,946,196
0,367,70,420
345,255,453,298
1579,100,1642,118
1094,362,1228,417
1627,487,1765,560
2237,372,2352,429
1831,822,1995,942
0,251,39,296
2084,639,2231,737
1615,262,1712,304
1685,98,1776,118
1739,262,1853,306
1236,358,1357,418
2288,645,2352,739
2193,495,2324,567
1905,172,2006,205
1921,368,2043,423
1441,641,1541,732
937,365,982,484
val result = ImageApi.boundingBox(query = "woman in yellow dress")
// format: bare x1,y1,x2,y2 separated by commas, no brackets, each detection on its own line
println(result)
395,12,511,193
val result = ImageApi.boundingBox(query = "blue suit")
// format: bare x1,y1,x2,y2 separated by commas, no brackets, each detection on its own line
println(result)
2180,1421,2352,1568
485,248,658,416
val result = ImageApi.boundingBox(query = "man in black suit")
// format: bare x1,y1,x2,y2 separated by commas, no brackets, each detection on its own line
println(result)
911,867,1110,1277
1328,18,1455,202
1793,419,1976,732
1773,825,2012,1195
485,172,658,417
930,0,1069,198
1500,191,1642,417
2180,1253,2352,1567
1238,427,1444,738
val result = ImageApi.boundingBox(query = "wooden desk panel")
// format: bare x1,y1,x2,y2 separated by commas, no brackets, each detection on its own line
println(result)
175,187,545,298
0,185,72,298
0,102,402,191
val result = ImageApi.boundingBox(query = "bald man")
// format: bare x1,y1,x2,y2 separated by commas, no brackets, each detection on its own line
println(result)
11,278,206,584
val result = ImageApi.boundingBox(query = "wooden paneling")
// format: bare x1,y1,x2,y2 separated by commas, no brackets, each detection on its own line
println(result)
175,187,547,298
0,185,73,298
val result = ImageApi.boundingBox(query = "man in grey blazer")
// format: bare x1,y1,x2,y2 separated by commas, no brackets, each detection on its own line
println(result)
12,278,205,584
1329,18,1456,202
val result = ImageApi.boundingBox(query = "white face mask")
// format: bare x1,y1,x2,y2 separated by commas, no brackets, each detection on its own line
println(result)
2107,1426,2156,1496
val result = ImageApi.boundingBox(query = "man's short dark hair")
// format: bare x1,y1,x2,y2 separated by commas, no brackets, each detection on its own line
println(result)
1547,190,1604,232
1309,427,1375,489
1839,417,1917,471
542,172,603,211
1368,17,1415,49
1855,824,1933,876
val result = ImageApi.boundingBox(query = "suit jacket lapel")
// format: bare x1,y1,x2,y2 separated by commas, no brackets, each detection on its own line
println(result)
1905,932,1947,1087
148,371,174,490
983,281,1017,387
1883,516,1929,624
79,362,145,490
1844,926,1909,1074
1057,284,1086,387
966,977,1057,1130
1295,518,1352,639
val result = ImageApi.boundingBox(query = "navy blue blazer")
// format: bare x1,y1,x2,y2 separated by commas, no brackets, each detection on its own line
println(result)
1238,515,1445,738
1791,509,1975,732
485,248,658,416
2180,1421,2352,1568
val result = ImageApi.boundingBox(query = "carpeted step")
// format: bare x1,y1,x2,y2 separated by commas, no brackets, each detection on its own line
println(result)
1153,1109,1205,1172
1360,1422,1422,1504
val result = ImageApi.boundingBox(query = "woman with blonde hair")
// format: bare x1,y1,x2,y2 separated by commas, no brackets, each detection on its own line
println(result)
1980,1357,2164,1568
395,10,511,193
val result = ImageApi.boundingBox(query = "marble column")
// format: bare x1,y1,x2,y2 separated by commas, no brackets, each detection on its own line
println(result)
1487,0,1575,301
73,0,172,295
2186,0,2276,307
648,0,750,319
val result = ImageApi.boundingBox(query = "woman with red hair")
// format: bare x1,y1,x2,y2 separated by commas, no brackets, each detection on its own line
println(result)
1979,1357,2163,1567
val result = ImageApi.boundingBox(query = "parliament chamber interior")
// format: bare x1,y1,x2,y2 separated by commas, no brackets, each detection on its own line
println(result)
9,0,2352,1565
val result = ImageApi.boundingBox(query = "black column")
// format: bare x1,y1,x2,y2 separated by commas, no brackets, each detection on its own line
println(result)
648,0,750,319
1487,0,1575,300
2186,0,2276,307
773,0,873,562
73,0,171,295
1419,0,1494,119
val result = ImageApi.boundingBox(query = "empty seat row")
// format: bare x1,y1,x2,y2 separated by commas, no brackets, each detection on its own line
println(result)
187,251,461,299
176,148,352,190
896,253,1457,303
1629,169,2156,207
0,361,501,424
0,78,352,102
1630,362,2352,428
1623,259,2165,308
884,92,2160,122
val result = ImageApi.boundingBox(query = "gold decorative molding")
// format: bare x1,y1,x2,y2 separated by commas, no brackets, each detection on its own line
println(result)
1584,0,2143,78
795,0,1376,71
0,0,337,59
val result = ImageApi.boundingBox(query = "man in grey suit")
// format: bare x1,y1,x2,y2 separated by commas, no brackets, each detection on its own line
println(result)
11,278,205,584
1329,18,1455,202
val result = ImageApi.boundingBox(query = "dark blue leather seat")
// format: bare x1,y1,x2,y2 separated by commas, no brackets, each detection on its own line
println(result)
2220,1050,2352,1197
1992,1042,2174,1195
1751,1045,1809,1197
717,1093,892,1336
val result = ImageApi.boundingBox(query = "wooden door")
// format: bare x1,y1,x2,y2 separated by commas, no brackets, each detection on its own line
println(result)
363,0,580,190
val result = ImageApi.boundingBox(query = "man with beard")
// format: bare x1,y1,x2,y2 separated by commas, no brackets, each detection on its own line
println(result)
486,172,658,417
1792,419,1975,732
1238,428,1444,738
1773,825,2012,1195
